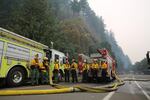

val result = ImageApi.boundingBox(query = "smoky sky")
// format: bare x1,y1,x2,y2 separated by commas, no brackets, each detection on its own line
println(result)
88,0,150,64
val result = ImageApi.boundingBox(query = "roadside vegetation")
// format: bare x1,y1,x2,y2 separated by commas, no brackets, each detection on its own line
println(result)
0,0,132,71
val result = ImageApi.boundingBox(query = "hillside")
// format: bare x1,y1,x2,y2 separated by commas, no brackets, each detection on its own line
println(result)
0,0,132,70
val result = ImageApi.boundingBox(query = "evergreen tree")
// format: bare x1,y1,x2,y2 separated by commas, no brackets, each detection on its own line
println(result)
0,0,132,69
71,0,81,16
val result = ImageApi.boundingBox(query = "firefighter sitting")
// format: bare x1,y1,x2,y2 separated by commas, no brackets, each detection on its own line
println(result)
70,59,78,83
64,61,70,82
53,59,59,83
101,61,108,82
82,60,89,83
91,59,99,82
39,57,49,84
30,54,40,85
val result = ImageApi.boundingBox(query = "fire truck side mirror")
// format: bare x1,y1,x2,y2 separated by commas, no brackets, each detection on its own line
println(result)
146,51,150,65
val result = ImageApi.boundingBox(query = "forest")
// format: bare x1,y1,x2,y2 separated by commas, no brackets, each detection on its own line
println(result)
0,0,132,71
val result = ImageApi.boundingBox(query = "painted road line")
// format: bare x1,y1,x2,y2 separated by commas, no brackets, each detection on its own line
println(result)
102,92,115,100
134,81,150,100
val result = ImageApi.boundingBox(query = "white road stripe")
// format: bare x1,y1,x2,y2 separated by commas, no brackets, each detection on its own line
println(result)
102,92,115,100
134,81,150,100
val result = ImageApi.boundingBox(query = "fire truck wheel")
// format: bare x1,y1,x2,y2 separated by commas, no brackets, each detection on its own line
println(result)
6,67,26,87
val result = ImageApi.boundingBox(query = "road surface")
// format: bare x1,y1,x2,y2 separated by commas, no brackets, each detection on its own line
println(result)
0,75,150,100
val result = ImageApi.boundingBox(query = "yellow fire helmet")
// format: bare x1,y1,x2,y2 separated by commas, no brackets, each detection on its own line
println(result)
35,53,39,57
43,57,48,61
56,59,59,62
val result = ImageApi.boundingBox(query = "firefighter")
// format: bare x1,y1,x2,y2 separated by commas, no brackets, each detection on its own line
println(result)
59,62,64,81
82,60,89,83
30,54,40,85
39,57,49,84
70,59,78,83
53,59,59,83
101,61,108,82
91,59,99,82
64,61,70,82
88,62,93,82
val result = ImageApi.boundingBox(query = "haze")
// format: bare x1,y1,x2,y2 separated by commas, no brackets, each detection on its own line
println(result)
88,0,150,64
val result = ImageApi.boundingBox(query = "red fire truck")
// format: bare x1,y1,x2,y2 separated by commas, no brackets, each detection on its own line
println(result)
97,48,116,79
78,48,116,82
78,54,90,74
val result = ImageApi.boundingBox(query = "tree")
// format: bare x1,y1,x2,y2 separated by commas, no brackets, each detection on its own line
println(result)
71,0,81,16
21,0,50,40
49,0,72,19
0,0,23,28
79,0,88,12
132,58,150,74
0,0,131,69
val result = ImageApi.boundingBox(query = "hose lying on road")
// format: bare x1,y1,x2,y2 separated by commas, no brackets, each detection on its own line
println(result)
0,63,149,96
1,73,149,96
74,83,118,93
0,81,124,96
0,88,74,96
0,74,125,96
51,84,69,89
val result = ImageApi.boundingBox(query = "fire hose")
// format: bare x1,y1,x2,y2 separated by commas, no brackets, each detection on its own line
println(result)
0,73,124,96
0,72,149,96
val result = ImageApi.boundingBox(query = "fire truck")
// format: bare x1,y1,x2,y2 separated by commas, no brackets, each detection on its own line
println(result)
97,48,116,78
78,54,91,74
78,48,116,82
0,27,66,86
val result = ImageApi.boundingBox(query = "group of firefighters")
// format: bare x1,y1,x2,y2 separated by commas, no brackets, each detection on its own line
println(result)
29,54,114,85
30,54,49,85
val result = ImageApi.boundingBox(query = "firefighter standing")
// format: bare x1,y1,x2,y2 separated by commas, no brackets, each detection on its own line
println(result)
101,61,108,82
39,57,49,84
53,59,59,83
82,60,89,83
64,61,70,82
70,59,78,83
30,54,40,85
91,59,99,82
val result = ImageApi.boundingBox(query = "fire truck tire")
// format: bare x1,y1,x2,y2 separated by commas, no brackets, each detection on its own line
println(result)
6,67,26,87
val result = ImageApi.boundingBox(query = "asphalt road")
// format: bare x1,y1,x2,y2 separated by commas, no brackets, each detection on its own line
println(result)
0,74,150,100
